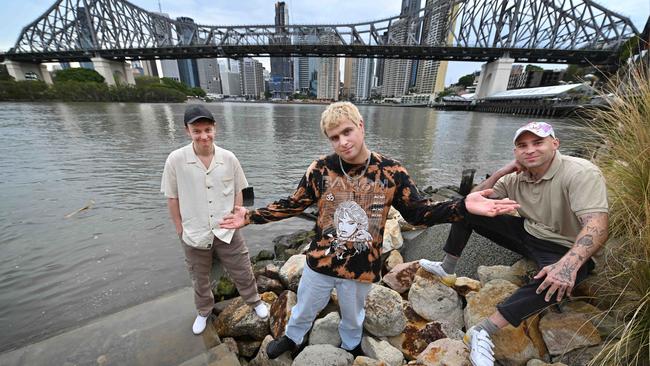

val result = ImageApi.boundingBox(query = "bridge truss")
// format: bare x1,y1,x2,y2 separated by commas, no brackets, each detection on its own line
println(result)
4,0,641,65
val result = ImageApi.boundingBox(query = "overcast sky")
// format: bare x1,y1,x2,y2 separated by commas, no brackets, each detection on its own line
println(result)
1,0,647,86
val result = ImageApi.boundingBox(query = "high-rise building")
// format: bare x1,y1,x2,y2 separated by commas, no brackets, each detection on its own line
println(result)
381,19,413,97
175,17,200,87
159,60,181,81
343,58,355,99
293,33,320,96
508,65,524,89
317,34,340,101
354,58,375,101
414,0,452,95
401,0,422,88
269,1,294,99
197,59,222,94
219,59,241,96
239,58,265,99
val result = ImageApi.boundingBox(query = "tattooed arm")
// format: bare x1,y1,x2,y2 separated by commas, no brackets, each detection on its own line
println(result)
534,212,609,302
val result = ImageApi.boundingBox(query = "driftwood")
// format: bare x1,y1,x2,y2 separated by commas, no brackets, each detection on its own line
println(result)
64,200,95,218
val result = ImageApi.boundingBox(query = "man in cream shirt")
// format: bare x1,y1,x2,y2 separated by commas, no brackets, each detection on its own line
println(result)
161,105,268,335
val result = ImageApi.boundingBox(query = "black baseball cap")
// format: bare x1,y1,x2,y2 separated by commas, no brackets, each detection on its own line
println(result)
184,104,215,125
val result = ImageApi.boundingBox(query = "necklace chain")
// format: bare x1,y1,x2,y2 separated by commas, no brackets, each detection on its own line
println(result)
339,151,371,181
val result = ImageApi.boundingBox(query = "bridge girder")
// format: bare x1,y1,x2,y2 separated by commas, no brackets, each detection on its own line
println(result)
3,0,641,65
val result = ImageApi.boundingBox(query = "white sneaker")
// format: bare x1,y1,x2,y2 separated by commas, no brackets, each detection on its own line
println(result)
254,303,269,319
464,326,495,366
192,314,208,335
419,259,450,277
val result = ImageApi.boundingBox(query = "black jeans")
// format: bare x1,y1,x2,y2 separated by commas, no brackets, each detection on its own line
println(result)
445,213,594,327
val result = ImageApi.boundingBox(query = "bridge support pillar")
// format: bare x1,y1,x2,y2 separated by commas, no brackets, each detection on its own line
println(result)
475,57,514,99
91,57,136,86
3,61,53,84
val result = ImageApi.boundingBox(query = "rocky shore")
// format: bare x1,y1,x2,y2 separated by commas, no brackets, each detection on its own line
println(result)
206,196,616,366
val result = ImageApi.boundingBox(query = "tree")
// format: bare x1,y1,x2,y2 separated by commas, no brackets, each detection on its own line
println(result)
190,87,206,97
135,76,161,87
54,68,105,83
0,64,13,81
457,74,475,87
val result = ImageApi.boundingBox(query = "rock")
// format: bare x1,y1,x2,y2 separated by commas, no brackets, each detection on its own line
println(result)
464,279,547,365
269,290,297,338
273,230,314,261
213,275,239,301
178,343,241,366
237,339,262,358
550,344,603,366
453,276,482,297
559,301,618,338
408,268,464,330
214,297,237,315
353,356,388,366
382,261,420,294
292,344,354,366
385,250,404,272
214,297,271,340
309,312,341,346
382,218,404,252
511,258,538,277
539,310,601,356
249,335,292,366
254,263,281,281
364,284,407,337
254,249,275,263
415,338,470,366
361,336,404,366
387,302,451,360
261,291,278,304
527,360,568,366
256,275,284,295
279,254,306,292
223,337,239,355
477,265,527,287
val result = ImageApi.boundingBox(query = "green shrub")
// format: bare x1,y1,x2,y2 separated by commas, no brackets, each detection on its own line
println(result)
54,68,105,83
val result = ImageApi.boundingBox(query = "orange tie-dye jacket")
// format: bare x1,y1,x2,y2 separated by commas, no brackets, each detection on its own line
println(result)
246,152,466,283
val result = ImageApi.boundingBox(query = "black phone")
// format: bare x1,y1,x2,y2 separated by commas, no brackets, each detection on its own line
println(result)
242,187,254,207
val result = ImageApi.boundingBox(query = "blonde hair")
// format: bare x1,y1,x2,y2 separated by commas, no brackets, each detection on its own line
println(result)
320,102,363,136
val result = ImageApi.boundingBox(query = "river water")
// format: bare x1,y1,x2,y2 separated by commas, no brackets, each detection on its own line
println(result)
0,102,589,352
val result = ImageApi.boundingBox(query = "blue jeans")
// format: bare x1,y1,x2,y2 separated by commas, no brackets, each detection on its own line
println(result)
285,264,372,350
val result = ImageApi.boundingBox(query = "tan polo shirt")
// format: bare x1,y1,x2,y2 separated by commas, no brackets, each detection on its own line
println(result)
161,143,248,249
492,151,608,248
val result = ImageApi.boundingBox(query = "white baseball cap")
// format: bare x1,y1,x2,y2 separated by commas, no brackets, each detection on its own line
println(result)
513,122,556,143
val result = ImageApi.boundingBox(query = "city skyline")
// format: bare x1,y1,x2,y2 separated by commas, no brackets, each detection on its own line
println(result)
1,0,647,86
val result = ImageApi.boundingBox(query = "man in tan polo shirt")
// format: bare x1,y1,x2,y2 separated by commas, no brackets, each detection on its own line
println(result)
420,122,609,366
161,105,268,335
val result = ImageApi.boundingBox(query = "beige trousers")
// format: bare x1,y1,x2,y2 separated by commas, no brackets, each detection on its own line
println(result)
182,230,261,316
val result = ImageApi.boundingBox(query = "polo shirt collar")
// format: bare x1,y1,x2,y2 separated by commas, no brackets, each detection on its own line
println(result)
184,143,224,167
522,151,562,183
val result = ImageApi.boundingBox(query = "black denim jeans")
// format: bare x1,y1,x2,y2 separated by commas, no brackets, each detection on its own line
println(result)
445,213,594,326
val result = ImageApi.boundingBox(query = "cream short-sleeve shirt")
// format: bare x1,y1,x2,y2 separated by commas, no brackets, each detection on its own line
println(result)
161,143,248,249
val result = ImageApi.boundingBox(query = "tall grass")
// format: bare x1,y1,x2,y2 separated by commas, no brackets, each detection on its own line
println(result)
587,58,650,366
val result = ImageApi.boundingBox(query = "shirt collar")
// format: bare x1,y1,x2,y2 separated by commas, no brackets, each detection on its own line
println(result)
522,151,562,183
184,143,224,166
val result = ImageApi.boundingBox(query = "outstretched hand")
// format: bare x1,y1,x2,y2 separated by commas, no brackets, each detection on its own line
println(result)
465,189,519,217
220,206,248,229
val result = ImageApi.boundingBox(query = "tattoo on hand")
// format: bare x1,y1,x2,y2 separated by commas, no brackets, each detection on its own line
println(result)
558,262,575,282
568,252,585,261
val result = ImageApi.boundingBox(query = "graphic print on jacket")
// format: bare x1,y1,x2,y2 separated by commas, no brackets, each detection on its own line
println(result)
248,152,466,283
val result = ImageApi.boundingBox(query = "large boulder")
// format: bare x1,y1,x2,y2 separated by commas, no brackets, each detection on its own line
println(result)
309,312,341,346
364,284,407,337
249,335,292,366
477,265,528,287
361,336,404,366
269,290,297,338
237,339,262,358
453,276,482,296
273,230,314,261
559,301,618,339
408,268,464,330
464,279,547,365
550,344,603,366
256,275,284,295
254,263,281,281
279,254,306,292
415,338,471,366
178,343,241,366
214,297,270,340
353,356,388,366
539,310,601,356
292,344,353,366
387,302,455,360
382,260,420,294
382,217,404,252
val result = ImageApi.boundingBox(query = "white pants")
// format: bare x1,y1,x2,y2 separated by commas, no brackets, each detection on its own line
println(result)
284,264,372,350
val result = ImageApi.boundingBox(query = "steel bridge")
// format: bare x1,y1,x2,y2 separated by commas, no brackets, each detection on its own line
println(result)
2,0,641,65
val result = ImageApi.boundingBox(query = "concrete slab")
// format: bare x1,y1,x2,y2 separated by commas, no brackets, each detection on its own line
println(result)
0,287,221,366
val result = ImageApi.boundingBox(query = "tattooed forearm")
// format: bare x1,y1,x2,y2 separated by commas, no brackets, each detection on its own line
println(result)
576,234,594,248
